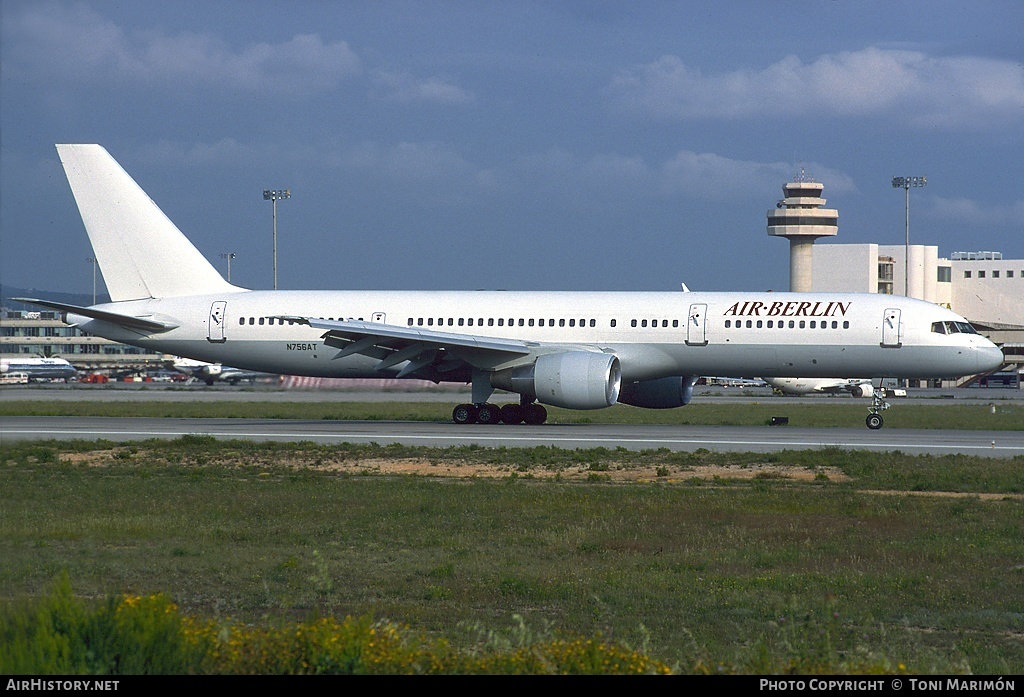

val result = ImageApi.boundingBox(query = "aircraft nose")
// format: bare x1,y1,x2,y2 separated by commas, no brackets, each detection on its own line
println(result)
976,342,1005,373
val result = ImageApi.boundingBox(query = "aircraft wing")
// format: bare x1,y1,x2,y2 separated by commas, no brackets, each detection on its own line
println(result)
280,316,534,378
815,383,850,395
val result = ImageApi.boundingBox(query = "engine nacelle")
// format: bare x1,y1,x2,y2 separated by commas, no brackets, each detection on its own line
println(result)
491,352,621,410
850,383,874,398
617,375,697,409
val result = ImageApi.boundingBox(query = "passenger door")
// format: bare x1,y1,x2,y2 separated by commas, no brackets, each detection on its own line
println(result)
881,308,901,348
207,301,227,343
686,303,708,346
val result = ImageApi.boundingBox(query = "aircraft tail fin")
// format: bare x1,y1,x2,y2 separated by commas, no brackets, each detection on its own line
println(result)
56,144,242,302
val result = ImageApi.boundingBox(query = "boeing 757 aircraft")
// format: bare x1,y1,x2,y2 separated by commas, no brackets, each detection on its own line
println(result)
16,145,1004,428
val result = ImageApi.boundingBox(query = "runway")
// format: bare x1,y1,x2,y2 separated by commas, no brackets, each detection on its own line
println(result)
3,416,1022,457
4,383,1024,406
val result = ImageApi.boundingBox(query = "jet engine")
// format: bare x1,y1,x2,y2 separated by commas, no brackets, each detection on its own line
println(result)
617,375,696,409
490,352,621,409
850,383,874,398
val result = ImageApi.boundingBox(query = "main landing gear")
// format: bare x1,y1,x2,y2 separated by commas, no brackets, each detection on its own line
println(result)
452,400,547,425
865,387,892,430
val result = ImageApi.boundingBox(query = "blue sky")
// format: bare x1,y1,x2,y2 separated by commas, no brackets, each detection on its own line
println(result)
2,0,1022,296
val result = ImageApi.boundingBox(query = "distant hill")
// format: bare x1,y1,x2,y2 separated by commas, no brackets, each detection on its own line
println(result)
0,284,109,310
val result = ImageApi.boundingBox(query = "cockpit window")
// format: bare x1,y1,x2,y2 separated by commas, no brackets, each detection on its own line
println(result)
932,321,979,335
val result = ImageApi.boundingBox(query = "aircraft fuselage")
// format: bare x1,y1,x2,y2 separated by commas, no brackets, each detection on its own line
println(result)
69,289,1001,384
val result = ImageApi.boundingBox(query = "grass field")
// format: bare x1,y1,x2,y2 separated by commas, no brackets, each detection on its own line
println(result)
2,437,1023,673
1,399,1022,429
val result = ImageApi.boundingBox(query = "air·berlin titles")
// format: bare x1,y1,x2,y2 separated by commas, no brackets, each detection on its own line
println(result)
723,300,851,318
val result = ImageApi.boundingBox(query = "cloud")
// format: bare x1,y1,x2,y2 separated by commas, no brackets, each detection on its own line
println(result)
5,3,361,94
132,139,267,168
513,147,854,208
927,196,1024,228
659,151,855,200
607,48,1024,129
374,71,475,105
338,141,498,206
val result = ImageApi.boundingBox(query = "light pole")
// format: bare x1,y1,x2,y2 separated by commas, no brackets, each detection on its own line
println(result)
891,176,927,296
219,253,236,282
263,189,290,290
86,257,97,305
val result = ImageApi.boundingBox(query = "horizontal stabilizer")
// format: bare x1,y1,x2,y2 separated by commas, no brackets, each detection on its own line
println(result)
12,298,178,333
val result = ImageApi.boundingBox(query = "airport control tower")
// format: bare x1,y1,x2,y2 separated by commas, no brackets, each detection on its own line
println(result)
767,173,838,292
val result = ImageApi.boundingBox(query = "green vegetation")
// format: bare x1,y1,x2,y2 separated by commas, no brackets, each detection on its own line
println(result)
1,575,670,674
2,438,1023,673
2,398,1023,429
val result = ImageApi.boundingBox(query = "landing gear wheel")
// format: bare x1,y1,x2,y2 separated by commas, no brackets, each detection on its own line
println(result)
523,403,548,425
499,403,523,425
476,403,501,424
866,413,883,430
452,403,478,425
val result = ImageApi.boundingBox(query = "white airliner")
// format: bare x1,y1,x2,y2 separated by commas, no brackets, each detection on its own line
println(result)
15,145,1004,429
170,357,275,385
0,356,77,382
764,377,905,398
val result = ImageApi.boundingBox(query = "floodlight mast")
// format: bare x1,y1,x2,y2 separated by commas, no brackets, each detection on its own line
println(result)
219,252,236,283
86,257,97,305
262,189,290,290
892,176,926,296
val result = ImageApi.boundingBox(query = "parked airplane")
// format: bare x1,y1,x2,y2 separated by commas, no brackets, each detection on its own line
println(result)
765,377,877,397
170,357,275,385
15,145,1005,429
0,356,77,382
706,377,767,388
